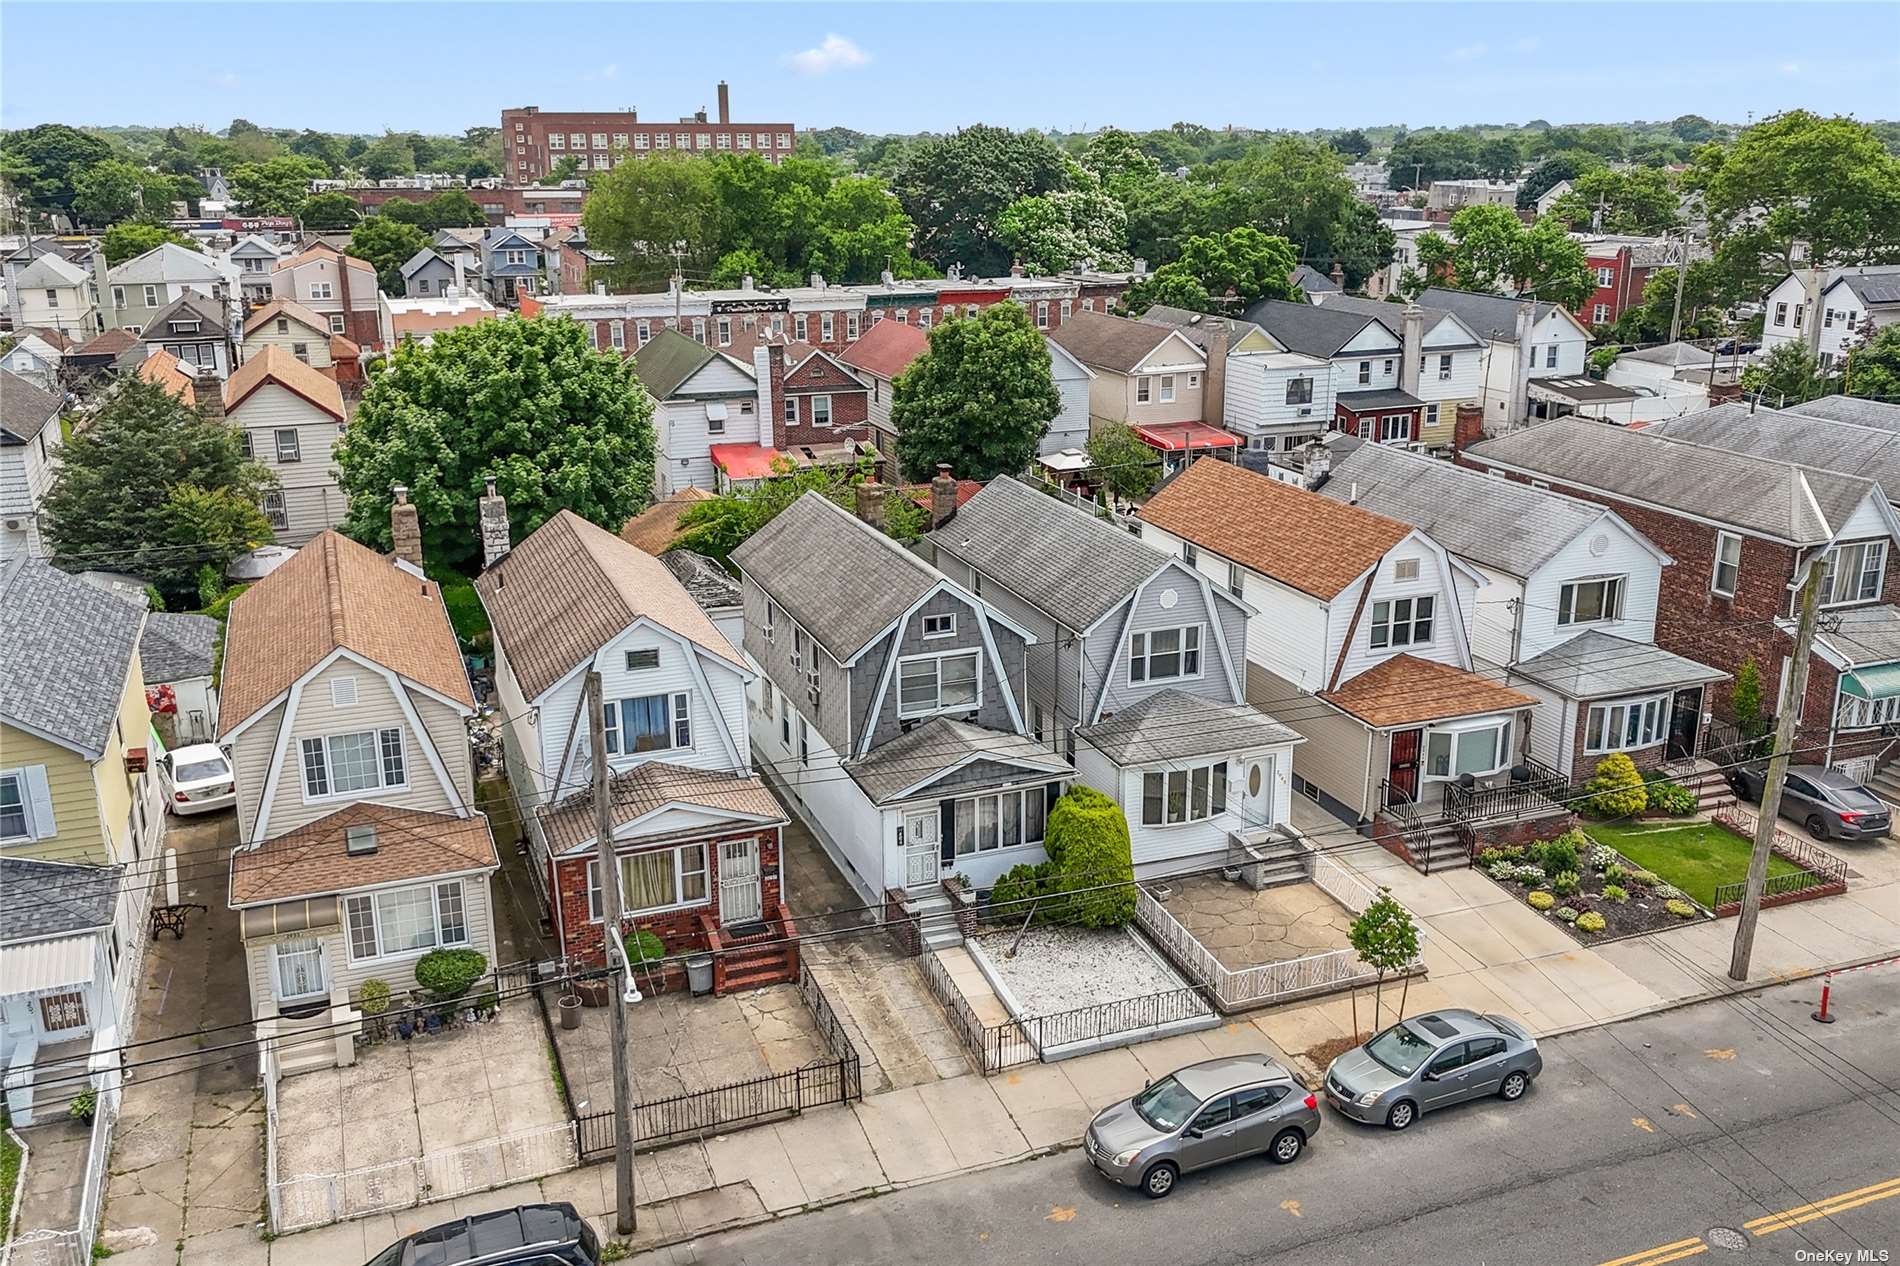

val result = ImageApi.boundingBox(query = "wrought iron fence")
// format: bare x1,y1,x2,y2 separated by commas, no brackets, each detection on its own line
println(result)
1711,869,1830,910
1003,987,1210,1061
1707,806,1850,914
1443,757,1571,830
1377,779,1437,872
916,944,1006,1073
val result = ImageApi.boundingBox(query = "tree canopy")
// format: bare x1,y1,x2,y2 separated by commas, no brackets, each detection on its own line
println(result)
893,126,1072,274
1084,423,1162,504
350,217,430,295
1122,227,1299,315
672,461,866,566
228,154,327,216
101,222,201,265
892,302,1061,482
1411,205,1596,309
1846,326,1900,402
1,124,114,217
997,183,1130,274
1543,165,1679,235
299,191,362,230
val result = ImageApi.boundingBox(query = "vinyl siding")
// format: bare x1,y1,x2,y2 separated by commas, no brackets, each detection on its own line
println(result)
1044,351,1091,454
1137,522,1331,690
242,322,334,370
1520,521,1664,661
1246,662,1373,819
231,383,345,546
1471,565,1523,669
751,683,888,901
1511,675,1574,771
0,723,106,862
1096,564,1241,716
654,358,762,495
1332,540,1470,685
1223,353,1333,437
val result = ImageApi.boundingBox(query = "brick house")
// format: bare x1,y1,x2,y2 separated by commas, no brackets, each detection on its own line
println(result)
762,340,869,449
269,245,381,351
1572,236,1675,329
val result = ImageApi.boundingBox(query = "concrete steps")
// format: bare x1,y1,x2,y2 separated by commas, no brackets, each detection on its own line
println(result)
1230,830,1308,888
912,893,963,951
1415,823,1471,872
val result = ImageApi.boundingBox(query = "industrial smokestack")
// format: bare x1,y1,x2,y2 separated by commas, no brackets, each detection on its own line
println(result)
717,81,730,125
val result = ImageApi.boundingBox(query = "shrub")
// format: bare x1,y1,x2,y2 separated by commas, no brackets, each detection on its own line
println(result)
1644,780,1697,816
1042,786,1137,926
1581,752,1648,818
1603,864,1631,886
1551,869,1581,898
357,979,392,1016
1601,884,1630,904
1513,863,1547,885
1554,905,1580,923
1654,883,1686,902
1588,845,1617,872
1576,911,1607,933
989,861,1055,920
1487,861,1519,881
621,928,665,965
1630,869,1661,888
1528,890,1556,910
414,948,488,1001
1665,899,1697,918
1538,835,1580,879
1478,845,1526,867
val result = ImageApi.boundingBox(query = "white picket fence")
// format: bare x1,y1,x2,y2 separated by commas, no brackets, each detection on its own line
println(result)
0,1089,116,1266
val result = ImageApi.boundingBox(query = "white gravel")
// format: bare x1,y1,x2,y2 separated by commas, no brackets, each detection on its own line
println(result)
972,925,1203,1017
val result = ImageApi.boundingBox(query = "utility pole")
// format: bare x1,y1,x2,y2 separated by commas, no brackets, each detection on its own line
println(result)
670,240,687,330
1667,232,1691,344
585,670,637,1235
1729,558,1824,982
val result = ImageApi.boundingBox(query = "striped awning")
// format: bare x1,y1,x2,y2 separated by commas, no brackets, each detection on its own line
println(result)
0,934,97,997
1841,663,1900,700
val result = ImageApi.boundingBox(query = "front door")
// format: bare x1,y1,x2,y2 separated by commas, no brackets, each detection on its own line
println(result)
1389,729,1423,803
718,838,763,926
1242,756,1275,825
271,937,328,1008
904,811,940,888
1667,687,1702,760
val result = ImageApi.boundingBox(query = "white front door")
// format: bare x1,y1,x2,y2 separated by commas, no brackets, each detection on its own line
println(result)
718,838,763,925
1242,756,1275,825
904,810,940,888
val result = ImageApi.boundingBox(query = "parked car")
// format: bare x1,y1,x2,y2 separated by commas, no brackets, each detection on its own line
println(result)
1083,1054,1320,1199
1324,1010,1541,1131
362,1203,598,1266
158,743,236,816
1725,763,1891,841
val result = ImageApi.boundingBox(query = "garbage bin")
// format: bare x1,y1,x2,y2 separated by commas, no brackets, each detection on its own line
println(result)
686,954,715,997
558,994,582,1030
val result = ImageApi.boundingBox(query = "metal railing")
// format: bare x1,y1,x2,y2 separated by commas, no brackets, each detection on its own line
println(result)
1442,757,1570,829
917,945,1015,1074
0,1069,116,1266
1377,779,1436,872
1708,806,1850,914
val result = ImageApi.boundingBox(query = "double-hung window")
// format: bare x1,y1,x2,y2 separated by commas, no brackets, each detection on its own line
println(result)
1818,540,1886,606
1285,377,1313,405
1141,761,1229,826
1557,576,1625,626
300,729,406,798
1584,696,1669,754
898,651,980,717
953,785,1050,854
344,881,468,961
1159,375,1176,404
274,428,302,462
1369,596,1434,649
811,395,832,427
1136,376,1152,404
603,692,691,754
1437,353,1453,380
1129,625,1201,683
0,771,33,841
1711,531,1742,597
1358,361,1372,385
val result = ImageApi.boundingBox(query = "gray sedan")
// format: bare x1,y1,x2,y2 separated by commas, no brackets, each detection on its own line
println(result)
1084,1055,1321,1199
1727,764,1891,841
1324,1009,1541,1131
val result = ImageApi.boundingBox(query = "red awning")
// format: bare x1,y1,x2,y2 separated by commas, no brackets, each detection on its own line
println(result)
1133,422,1241,452
709,444,783,481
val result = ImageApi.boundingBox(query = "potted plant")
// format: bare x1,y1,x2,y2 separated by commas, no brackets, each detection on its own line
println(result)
557,992,583,1031
357,979,391,1042
69,1088,97,1125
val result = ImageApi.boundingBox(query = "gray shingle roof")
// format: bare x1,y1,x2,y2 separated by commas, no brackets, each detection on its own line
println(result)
1290,264,1339,294
1784,396,1900,432
0,858,124,942
0,560,146,758
1798,604,1900,668
139,294,227,342
927,475,1168,630
846,717,1070,805
1139,307,1270,354
1078,689,1300,764
1317,443,1617,578
1419,287,1569,340
1464,417,1883,545
140,612,220,683
1314,293,1483,349
1830,266,1900,307
1048,310,1193,374
1240,298,1398,358
660,549,741,613
1336,388,1423,410
1,369,64,442
732,492,943,662
1509,630,1726,699
1647,404,1900,500
109,242,225,285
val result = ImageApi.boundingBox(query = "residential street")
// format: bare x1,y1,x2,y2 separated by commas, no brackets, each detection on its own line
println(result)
635,964,1900,1266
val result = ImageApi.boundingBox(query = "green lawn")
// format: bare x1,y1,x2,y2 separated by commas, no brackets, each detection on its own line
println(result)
1,1111,21,1238
1584,821,1809,909
426,565,490,645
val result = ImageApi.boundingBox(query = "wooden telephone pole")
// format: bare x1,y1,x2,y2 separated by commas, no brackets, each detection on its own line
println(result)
585,670,637,1234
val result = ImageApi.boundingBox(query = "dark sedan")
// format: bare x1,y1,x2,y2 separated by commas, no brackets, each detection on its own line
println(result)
1727,764,1891,841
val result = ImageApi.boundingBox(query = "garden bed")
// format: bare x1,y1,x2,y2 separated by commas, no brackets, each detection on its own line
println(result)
1475,827,1712,944
1583,820,1814,910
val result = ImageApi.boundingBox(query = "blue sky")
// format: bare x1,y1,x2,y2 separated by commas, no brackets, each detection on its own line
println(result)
4,2,1896,137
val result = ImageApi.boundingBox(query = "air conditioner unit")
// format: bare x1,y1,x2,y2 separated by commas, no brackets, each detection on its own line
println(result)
1296,407,1313,417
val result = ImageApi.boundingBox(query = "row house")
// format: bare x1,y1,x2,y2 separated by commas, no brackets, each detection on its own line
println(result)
1050,311,1235,474
220,346,349,545
926,476,1299,876
1245,299,1422,448
1571,234,1678,329
1419,287,1594,429
1759,266,1900,370
225,234,284,307
220,522,496,1075
139,294,236,380
1465,417,1900,768
270,244,382,351
1137,307,1331,459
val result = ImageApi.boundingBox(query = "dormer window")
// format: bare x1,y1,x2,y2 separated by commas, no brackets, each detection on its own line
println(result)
1129,626,1201,684
899,651,980,717
1370,597,1434,650
603,692,691,754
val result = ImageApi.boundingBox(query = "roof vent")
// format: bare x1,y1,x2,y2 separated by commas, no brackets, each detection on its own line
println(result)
345,824,378,856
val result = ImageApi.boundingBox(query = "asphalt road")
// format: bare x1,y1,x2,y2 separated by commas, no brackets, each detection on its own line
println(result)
637,964,1900,1266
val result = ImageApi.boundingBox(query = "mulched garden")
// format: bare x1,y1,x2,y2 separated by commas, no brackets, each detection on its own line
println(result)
1476,826,1712,944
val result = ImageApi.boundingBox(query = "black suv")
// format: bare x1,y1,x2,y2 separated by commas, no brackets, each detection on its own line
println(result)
363,1203,599,1266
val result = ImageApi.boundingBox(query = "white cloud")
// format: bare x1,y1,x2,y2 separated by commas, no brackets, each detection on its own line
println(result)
787,34,870,76
1447,42,1489,63
211,71,240,89
581,63,619,83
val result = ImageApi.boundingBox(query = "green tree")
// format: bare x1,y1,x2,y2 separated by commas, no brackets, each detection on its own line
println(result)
1081,128,1165,189
894,125,1072,274
1730,657,1766,742
228,154,327,216
1846,325,1900,401
1329,129,1373,159
538,155,582,185
1119,267,1213,316
583,152,719,289
0,123,114,217
1206,137,1355,259
298,191,362,230
422,189,485,229
350,217,429,294
1544,166,1679,235
1607,261,1725,342
71,159,168,225
1315,200,1397,290
40,377,276,605
1347,887,1421,1032
1415,205,1595,309
100,222,201,266
1122,227,1299,314
1084,423,1162,504
1475,136,1523,182
336,316,656,570
1670,114,1719,145
893,303,1060,482
1385,130,1480,188
378,196,431,227
997,186,1129,274
1041,786,1136,927
358,134,417,182
287,129,347,173
1515,152,1603,209
673,461,867,567
1742,341,1834,406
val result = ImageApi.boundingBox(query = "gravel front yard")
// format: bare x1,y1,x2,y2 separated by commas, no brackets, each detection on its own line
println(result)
971,926,1202,1017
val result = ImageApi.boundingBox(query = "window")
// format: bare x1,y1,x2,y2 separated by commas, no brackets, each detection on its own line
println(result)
764,600,778,642
922,613,956,639
847,311,860,340
1585,697,1669,754
953,786,1050,854
1794,303,1804,330
1358,360,1372,385
1424,721,1511,778
695,134,711,150
797,715,810,766
1712,531,1742,597
895,309,908,325
624,648,660,671
794,313,808,341
112,286,126,307
1036,301,1049,329
655,133,671,149
812,395,832,427
590,843,709,918
143,285,158,307
636,320,651,346
344,882,468,961
1227,561,1244,596
1593,304,1610,325
1818,540,1886,606
1424,402,1439,431
1596,266,1615,287
1369,596,1435,649
1837,686,1900,730
1545,344,1559,369
691,318,706,343
1285,377,1313,405
569,132,586,148
1438,353,1453,380
1394,558,1421,581
1182,542,1198,567
783,397,799,426
0,771,32,840
1136,376,1152,404
263,489,287,530
1141,761,1229,825
310,282,334,300
706,402,726,434
239,430,254,458
273,938,326,1001
1774,301,1788,327
274,429,301,463
603,692,691,754
300,729,406,798
1129,626,1202,683
1824,307,1835,329
821,312,834,342
328,315,347,334
1378,413,1412,443
610,321,625,350
1159,375,1176,404
898,651,981,716
757,133,773,149
634,133,650,150
1383,358,1395,376
548,133,565,150
737,133,752,150
777,134,792,149
1557,576,1625,626
918,308,931,330
591,133,608,149
714,316,731,346
1083,298,1096,312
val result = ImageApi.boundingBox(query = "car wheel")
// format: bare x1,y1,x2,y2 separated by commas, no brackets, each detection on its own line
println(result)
1269,1129,1304,1164
1141,1161,1178,1199
1499,1071,1529,1101
1385,1100,1416,1131
1805,815,1830,841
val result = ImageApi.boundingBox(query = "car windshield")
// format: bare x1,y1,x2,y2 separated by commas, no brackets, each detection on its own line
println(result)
1364,1022,1436,1076
176,759,227,782
1131,1076,1201,1131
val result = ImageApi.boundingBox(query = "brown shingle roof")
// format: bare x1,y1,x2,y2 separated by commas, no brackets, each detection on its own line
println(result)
224,344,345,421
476,509,747,702
229,803,496,905
1049,310,1202,374
218,530,474,736
1320,654,1537,728
243,298,331,339
137,349,195,403
272,242,375,275
1139,458,1414,600
838,318,929,380
619,488,715,555
536,761,786,853
76,328,139,358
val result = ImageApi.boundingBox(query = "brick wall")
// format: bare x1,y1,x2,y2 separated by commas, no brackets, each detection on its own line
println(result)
549,826,784,965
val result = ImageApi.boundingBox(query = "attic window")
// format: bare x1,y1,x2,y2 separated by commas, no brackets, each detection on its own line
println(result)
331,677,358,707
345,825,378,856
625,649,660,671
169,320,201,334
1394,559,1421,581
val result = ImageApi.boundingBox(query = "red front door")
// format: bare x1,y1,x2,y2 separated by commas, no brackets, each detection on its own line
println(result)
1389,728,1423,802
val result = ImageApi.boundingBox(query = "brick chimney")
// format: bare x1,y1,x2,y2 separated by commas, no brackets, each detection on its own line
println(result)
854,483,887,529
478,476,511,569
1301,441,1331,491
192,372,226,419
1399,303,1423,397
717,81,730,125
390,485,423,568
1330,261,1345,288
930,464,958,528
1452,403,1486,455
766,338,790,447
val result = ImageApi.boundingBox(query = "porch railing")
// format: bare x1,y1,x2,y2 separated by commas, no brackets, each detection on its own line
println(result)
1377,779,1435,873
1442,755,1571,836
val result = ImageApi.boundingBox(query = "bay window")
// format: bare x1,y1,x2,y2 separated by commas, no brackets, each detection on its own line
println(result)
300,728,406,798
1837,688,1900,731
589,844,710,917
345,881,468,962
1424,721,1512,779
1818,540,1886,607
1129,625,1201,683
603,692,691,754
1369,596,1434,649
1584,696,1669,754
898,651,980,717
1557,576,1625,626
1141,761,1230,826
953,785,1051,854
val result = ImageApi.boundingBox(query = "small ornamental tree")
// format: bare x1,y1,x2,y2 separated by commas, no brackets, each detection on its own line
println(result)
414,947,487,1002
1730,657,1766,744
1581,752,1648,819
1348,888,1421,1033
1042,785,1136,927
1084,423,1162,505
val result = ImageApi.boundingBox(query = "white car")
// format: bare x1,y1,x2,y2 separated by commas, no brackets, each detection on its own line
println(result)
160,744,235,815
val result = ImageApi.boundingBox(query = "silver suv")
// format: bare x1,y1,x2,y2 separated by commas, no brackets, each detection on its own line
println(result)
1084,1054,1321,1199
1324,1009,1541,1131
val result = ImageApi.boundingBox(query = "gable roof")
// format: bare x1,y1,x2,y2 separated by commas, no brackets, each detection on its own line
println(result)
1510,630,1726,700
399,247,447,279
1139,307,1277,355
846,717,1069,805
223,344,345,421
0,559,146,758
23,327,76,353
218,530,473,736
1241,298,1398,358
661,548,742,613
273,243,374,275
628,327,721,399
0,858,123,942
536,761,783,853
1321,653,1538,728
619,487,715,555
1139,457,1414,600
243,298,332,339
1049,310,1203,374
140,294,226,341
1290,264,1340,295
1785,396,1900,432
15,253,89,289
1309,292,1483,349
137,349,197,403
1465,417,1884,546
1823,265,1900,307
1,368,64,441
109,242,225,285
475,509,746,702
140,611,220,684
1647,403,1900,501
927,474,1174,630
229,803,497,906
1419,287,1585,340
837,317,929,380
75,328,139,359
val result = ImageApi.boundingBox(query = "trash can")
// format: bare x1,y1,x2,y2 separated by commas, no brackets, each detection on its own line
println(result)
558,994,582,1030
686,954,715,997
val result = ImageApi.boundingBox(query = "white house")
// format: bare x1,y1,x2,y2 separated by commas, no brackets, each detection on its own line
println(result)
1420,287,1592,429
0,369,65,565
242,299,338,370
13,253,97,340
0,329,72,391
629,328,765,496
1759,266,1900,371
222,346,348,545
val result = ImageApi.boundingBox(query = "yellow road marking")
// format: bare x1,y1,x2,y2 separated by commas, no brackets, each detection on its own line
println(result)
1703,1048,1736,1061
1745,1175,1900,1235
1632,1116,1656,1133
1596,1235,1706,1266
1642,1246,1709,1266
1280,1199,1302,1218
1045,1205,1076,1223
1668,1103,1698,1119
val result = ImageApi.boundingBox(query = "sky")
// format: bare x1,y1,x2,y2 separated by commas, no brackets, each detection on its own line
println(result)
3,2,1897,138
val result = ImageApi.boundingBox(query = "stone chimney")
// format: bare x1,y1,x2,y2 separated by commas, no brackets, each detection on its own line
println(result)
1301,441,1332,491
1801,265,1826,358
717,80,730,125
766,339,790,447
390,485,423,568
854,482,887,529
1509,302,1537,428
931,464,958,528
1399,303,1423,397
478,476,511,569
192,372,226,419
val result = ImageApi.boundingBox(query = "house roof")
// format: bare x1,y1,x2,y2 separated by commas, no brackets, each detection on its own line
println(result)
846,717,1071,805
1079,689,1301,764
619,487,716,555
660,549,741,613
1618,340,1738,368
272,243,375,275
0,858,123,943
1336,388,1425,411
16,253,89,290
1139,307,1274,354
1528,376,1637,404
140,611,220,684
1793,603,1900,669
927,474,1173,631
1290,264,1340,295
1139,457,1414,600
1419,287,1580,340
1784,396,1900,433
535,762,784,854
1134,421,1241,451
1048,310,1201,374
136,348,197,403
140,294,227,342
1648,403,1900,494
628,328,727,399
229,804,497,906
837,317,929,380
243,298,331,339
223,344,345,422
1465,416,1884,545
1,368,64,441
1826,265,1900,307
23,327,77,353
475,509,746,702
399,247,446,279
1241,298,1397,358
1320,654,1538,728
218,530,473,736
709,443,784,482
1309,293,1484,350
0,560,147,758
731,491,946,662
1319,443,1632,579
75,328,140,359
109,242,225,285
1509,630,1726,700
